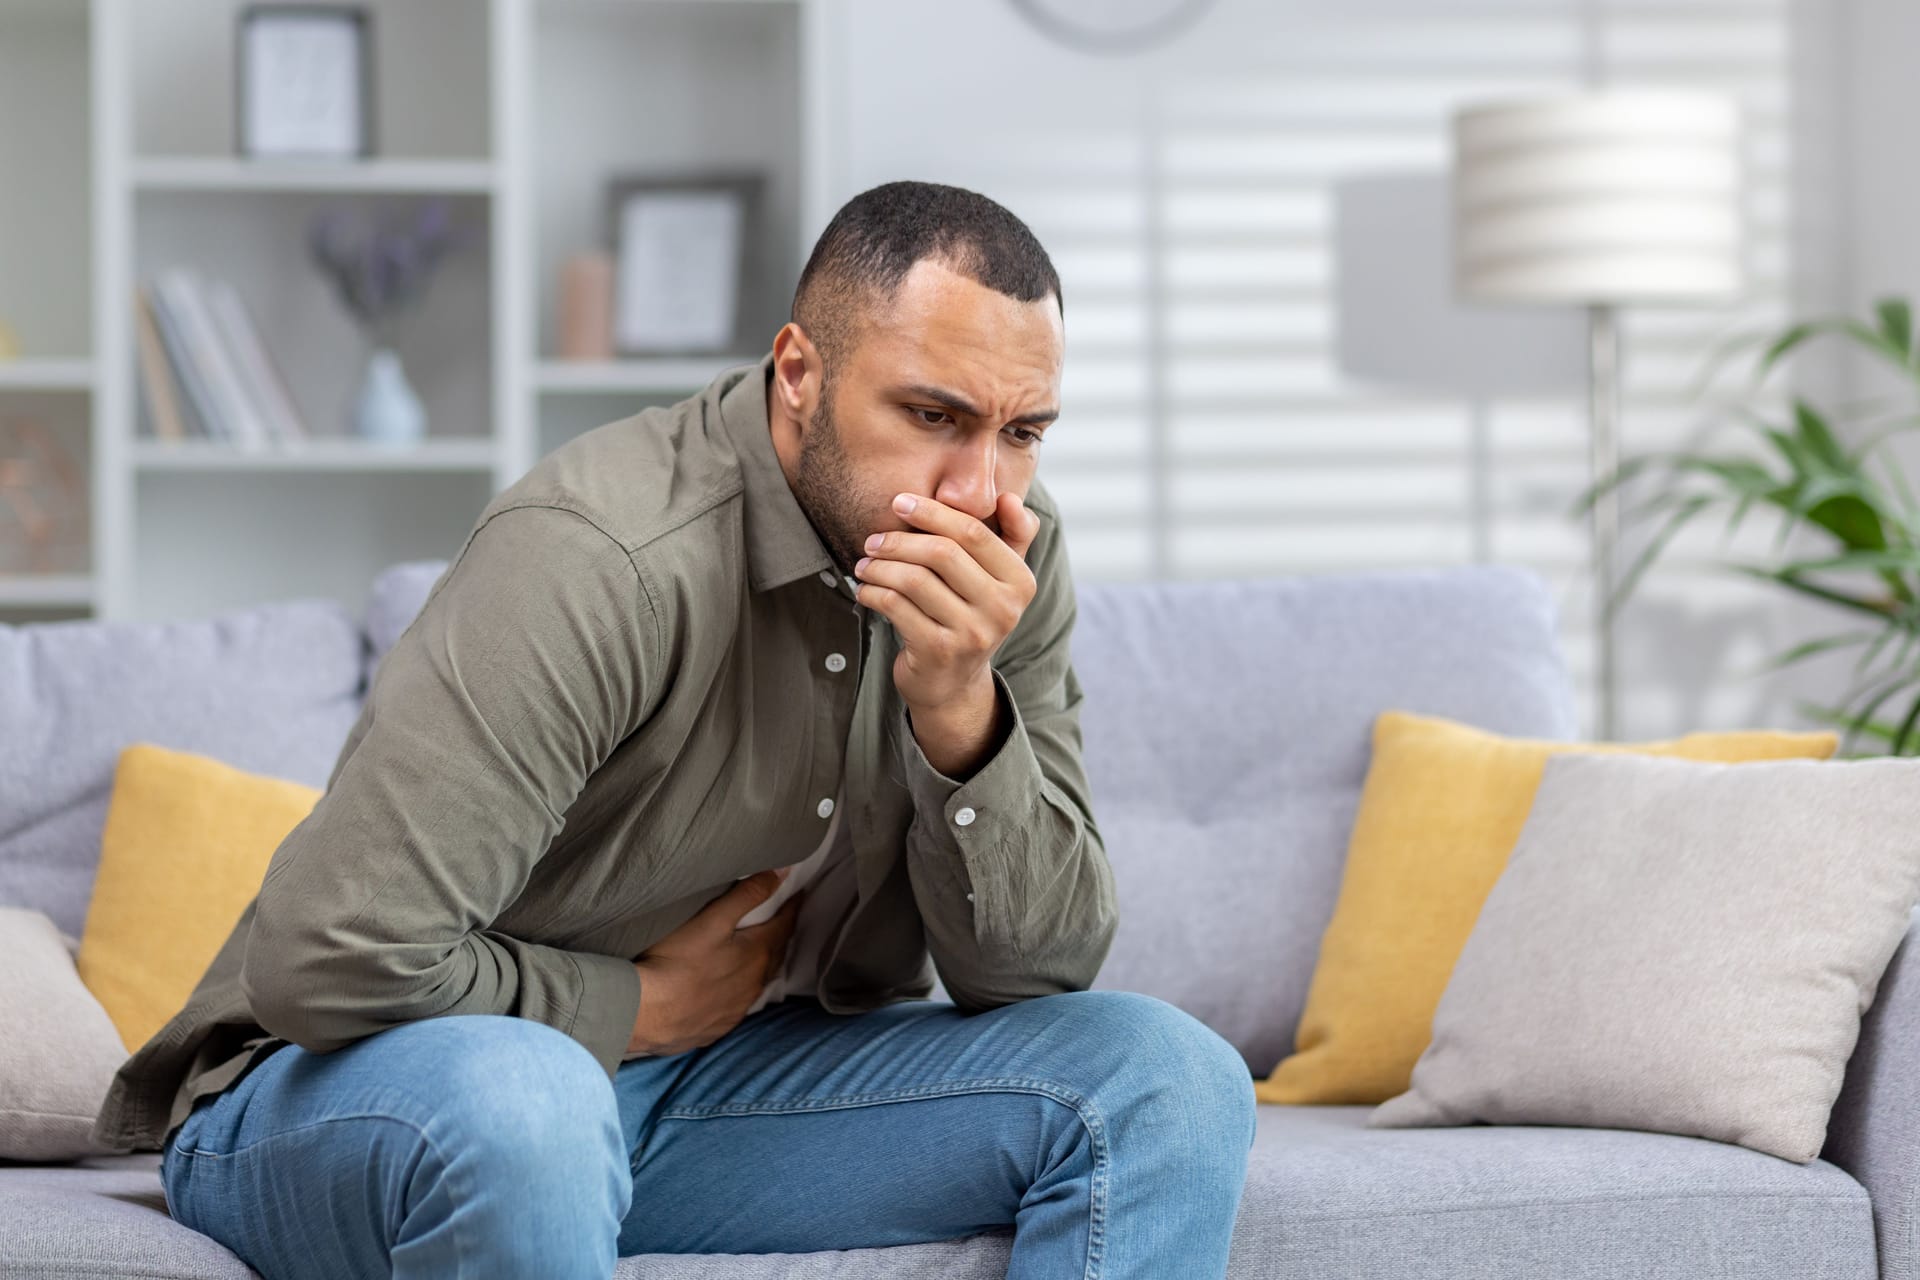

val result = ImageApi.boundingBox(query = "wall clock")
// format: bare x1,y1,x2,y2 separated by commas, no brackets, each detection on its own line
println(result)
1007,0,1219,54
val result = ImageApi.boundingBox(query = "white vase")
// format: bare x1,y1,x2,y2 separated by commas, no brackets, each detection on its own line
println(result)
354,347,426,447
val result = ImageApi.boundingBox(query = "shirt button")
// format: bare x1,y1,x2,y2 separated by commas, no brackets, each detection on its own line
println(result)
965,892,975,902
824,652,847,673
819,569,838,586
954,806,976,827
817,797,835,818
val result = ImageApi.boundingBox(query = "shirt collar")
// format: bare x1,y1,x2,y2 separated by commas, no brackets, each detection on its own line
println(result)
715,351,846,595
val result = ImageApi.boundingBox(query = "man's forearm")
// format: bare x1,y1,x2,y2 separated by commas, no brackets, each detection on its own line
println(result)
242,916,643,1080
906,673,1006,782
898,668,1118,1011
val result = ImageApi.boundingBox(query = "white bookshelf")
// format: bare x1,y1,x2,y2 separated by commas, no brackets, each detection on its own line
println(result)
0,0,95,619
526,0,812,458
130,157,500,195
533,356,762,395
0,359,95,391
130,438,502,473
0,572,93,609
0,0,831,624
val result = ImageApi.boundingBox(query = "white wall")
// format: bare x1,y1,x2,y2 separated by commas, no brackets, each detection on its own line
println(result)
1834,0,1920,312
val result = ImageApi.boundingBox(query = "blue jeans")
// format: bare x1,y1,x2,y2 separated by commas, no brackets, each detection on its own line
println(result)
160,989,1257,1279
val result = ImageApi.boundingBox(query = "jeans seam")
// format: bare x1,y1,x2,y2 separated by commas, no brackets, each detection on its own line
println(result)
170,1110,475,1280
656,1074,1109,1280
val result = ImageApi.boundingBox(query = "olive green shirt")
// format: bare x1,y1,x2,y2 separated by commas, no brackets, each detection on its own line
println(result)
91,351,1117,1154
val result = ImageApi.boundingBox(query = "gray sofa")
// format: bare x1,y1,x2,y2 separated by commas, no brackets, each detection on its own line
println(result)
3,559,1914,1279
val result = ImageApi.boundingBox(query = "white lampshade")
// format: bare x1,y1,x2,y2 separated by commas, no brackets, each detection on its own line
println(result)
1451,90,1745,305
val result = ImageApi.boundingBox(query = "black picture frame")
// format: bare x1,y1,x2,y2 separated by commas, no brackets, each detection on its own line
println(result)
236,5,376,160
603,171,763,356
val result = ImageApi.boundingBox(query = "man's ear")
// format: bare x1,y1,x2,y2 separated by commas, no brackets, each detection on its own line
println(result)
770,323,825,425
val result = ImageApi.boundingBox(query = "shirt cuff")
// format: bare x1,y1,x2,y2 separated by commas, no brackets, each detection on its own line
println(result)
568,948,643,1079
896,666,1043,892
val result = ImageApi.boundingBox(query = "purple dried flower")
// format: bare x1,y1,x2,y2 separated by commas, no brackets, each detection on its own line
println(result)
306,198,471,335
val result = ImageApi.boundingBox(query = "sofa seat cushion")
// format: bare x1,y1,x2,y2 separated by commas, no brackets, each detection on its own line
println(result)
0,1153,257,1279
0,1106,1873,1279
1233,1105,1876,1278
0,1152,1018,1280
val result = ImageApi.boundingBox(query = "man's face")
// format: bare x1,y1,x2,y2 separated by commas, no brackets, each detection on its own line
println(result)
784,257,1064,580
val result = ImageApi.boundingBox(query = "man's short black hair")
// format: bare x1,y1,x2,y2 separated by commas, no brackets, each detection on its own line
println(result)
791,180,1063,389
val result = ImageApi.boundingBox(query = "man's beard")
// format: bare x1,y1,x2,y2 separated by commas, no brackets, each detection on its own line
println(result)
789,388,880,581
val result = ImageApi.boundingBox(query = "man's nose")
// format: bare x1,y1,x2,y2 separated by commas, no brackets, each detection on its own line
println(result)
936,433,1000,524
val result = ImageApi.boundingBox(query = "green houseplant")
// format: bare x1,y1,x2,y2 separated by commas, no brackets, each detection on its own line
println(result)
1575,297,1920,757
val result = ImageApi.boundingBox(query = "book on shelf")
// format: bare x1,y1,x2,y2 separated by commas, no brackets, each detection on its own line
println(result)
133,289,188,442
153,268,259,448
141,279,223,441
205,280,307,448
135,268,311,450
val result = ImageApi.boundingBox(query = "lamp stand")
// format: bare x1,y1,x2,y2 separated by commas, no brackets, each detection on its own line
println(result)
1587,302,1620,741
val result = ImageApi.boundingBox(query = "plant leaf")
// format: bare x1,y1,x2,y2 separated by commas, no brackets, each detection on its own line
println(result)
1890,684,1920,756
1854,412,1920,463
1793,399,1851,470
1877,297,1914,368
1569,453,1670,517
1843,669,1920,757
1795,700,1905,755
1755,311,1919,389
1755,629,1880,674
1692,324,1777,398
1774,548,1920,574
1605,494,1717,620
1754,320,1831,383
1727,564,1897,619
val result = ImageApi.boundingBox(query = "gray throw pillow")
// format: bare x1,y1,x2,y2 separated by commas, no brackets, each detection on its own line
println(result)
1368,751,1920,1163
0,907,134,1161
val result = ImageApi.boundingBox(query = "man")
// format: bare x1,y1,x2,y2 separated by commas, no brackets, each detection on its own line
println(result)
92,180,1256,1278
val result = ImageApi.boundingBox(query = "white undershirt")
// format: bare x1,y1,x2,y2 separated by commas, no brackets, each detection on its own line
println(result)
621,778,858,1059
733,776,855,1014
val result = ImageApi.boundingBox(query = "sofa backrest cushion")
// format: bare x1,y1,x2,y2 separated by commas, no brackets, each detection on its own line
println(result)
1071,565,1578,1073
366,559,452,674
0,601,365,938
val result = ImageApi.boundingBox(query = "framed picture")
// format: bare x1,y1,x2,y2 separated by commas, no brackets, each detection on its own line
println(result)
236,5,374,159
605,173,761,355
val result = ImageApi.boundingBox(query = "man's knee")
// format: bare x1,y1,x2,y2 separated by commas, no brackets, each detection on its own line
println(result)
167,1016,631,1278
1034,990,1258,1151
411,1016,624,1167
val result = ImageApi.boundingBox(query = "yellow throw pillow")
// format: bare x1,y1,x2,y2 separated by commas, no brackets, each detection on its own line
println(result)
1256,710,1838,1106
76,743,320,1053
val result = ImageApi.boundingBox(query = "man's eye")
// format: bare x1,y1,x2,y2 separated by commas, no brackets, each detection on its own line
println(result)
911,408,951,426
1007,427,1043,447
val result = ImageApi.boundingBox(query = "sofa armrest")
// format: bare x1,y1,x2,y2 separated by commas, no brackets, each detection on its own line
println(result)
1825,906,1920,1280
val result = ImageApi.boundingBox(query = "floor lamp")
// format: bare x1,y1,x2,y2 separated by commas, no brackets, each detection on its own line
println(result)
1450,91,1745,740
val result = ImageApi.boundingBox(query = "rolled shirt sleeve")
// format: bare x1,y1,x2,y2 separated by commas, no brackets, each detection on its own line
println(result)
238,502,654,1079
895,503,1119,1011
